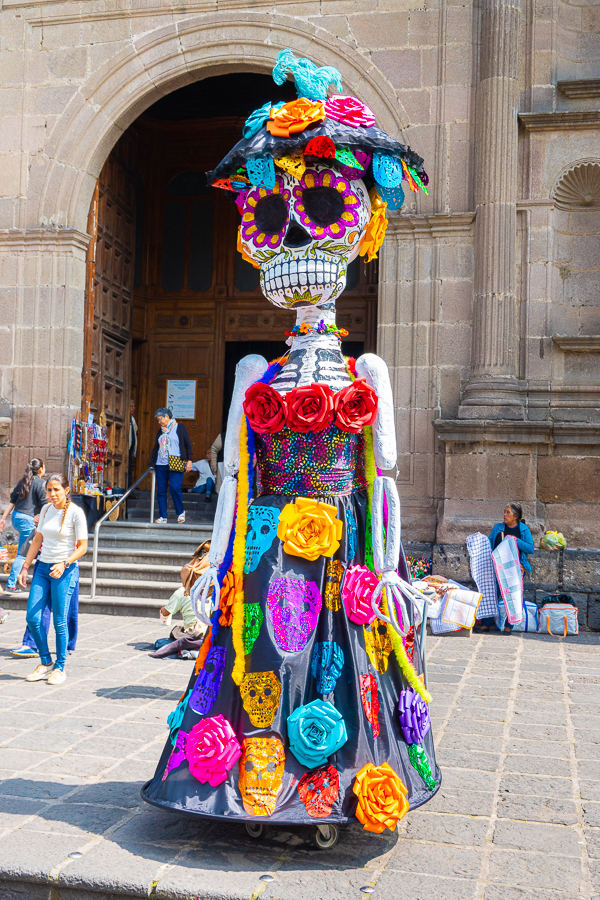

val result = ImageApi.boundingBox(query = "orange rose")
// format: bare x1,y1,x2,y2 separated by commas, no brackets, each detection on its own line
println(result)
277,497,343,562
267,99,326,138
353,762,409,833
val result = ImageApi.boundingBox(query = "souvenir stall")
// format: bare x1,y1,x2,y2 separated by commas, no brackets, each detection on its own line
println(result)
143,50,439,848
67,418,110,529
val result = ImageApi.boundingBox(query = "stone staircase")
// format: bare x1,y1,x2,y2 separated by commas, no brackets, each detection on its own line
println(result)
0,521,213,617
126,489,216,523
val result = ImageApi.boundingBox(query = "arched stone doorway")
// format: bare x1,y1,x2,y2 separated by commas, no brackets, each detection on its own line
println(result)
83,72,380,487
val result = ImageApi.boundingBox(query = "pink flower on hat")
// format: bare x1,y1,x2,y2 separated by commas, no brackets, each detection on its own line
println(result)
342,565,379,625
324,95,376,128
185,715,242,787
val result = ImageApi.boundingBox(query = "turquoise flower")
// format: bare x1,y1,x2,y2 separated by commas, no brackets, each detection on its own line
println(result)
287,699,347,769
167,688,192,745
243,101,284,139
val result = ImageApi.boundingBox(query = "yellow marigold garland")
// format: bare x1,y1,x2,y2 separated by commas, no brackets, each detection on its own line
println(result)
381,588,432,704
230,415,250,685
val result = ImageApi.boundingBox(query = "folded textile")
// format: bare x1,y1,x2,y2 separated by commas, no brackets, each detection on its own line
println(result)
429,579,462,634
492,536,524,624
442,588,482,629
466,532,498,619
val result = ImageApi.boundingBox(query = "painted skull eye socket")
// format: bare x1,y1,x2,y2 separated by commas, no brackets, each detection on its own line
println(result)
266,761,277,773
254,193,288,234
245,760,255,772
301,186,344,227
260,524,271,535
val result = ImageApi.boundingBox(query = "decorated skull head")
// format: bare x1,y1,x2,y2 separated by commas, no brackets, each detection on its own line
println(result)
239,165,371,310
189,646,227,715
244,506,280,573
238,736,286,817
240,671,282,728
363,620,393,673
266,577,322,652
297,763,340,818
242,601,264,654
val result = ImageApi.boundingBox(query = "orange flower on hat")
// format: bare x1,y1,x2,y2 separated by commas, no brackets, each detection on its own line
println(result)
277,497,343,562
219,570,241,627
359,189,388,264
353,762,409,833
267,99,326,138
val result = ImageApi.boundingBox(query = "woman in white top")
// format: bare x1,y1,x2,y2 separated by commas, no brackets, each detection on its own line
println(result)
18,474,88,685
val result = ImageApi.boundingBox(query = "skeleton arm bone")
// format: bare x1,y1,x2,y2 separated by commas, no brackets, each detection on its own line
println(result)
355,353,397,470
192,354,268,623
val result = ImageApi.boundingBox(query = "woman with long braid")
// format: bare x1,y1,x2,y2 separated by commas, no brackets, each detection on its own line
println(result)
18,474,87,685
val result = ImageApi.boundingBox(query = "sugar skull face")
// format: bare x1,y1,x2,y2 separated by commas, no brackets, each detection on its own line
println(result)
189,646,226,715
297,763,340,818
239,165,371,310
244,507,280,573
324,559,344,611
238,737,286,817
240,671,282,728
311,641,344,694
363,620,392,673
243,602,264,654
266,577,322,652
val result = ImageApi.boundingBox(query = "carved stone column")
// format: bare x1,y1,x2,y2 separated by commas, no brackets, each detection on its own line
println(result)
459,0,524,419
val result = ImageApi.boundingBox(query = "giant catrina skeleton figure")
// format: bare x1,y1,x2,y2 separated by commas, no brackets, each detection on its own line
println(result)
143,50,440,844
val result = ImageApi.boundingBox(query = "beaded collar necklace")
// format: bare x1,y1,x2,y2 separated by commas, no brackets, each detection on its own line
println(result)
285,320,349,342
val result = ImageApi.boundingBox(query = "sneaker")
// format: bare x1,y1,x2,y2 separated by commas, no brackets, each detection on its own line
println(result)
204,494,212,503
11,645,39,658
155,517,167,524
177,513,186,523
47,668,67,686
25,663,54,682
3,586,25,595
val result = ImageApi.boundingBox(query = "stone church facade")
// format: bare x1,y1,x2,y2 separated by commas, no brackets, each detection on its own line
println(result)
0,0,598,547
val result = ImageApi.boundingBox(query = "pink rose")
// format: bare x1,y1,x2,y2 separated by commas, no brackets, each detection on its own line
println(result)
342,565,379,625
324,95,376,129
185,715,242,787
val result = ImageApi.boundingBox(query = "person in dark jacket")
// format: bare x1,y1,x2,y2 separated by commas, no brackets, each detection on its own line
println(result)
0,459,46,594
150,408,193,524
479,502,535,633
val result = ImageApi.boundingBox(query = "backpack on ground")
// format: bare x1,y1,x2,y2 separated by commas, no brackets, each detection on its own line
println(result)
537,602,579,636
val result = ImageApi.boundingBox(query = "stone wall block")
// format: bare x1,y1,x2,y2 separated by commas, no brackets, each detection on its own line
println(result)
349,12,409,48
398,89,431,127
524,550,559,591
538,457,600,504
0,153,23,200
587,596,600,632
371,49,421,90
433,543,472,581
563,551,600,592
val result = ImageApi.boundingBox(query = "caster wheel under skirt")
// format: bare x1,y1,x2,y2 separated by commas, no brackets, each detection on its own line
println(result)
313,823,339,850
245,822,266,840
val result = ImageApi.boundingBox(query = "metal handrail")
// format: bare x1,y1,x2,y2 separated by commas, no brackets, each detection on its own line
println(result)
90,467,156,600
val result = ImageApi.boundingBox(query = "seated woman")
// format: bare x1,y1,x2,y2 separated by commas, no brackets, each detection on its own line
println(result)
152,541,211,657
480,502,535,633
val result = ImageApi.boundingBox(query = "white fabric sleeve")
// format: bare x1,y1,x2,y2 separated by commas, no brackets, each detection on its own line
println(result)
355,353,397,470
208,475,237,567
372,476,401,573
223,354,268,476
72,505,88,543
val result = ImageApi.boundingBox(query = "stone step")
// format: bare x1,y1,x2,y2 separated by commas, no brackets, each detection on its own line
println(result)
126,508,215,523
84,548,193,566
78,560,182,583
0,590,161,618
94,521,212,540
0,572,177,600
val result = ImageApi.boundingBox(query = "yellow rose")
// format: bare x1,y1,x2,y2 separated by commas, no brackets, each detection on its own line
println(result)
277,497,343,562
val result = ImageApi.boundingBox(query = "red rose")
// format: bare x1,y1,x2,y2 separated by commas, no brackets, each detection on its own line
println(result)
285,383,335,433
243,383,287,434
333,379,378,433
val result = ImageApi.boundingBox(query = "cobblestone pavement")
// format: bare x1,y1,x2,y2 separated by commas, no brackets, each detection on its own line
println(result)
1,609,599,900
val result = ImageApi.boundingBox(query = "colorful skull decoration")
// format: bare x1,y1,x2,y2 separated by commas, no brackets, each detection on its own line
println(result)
311,641,344,694
238,736,286,817
239,164,371,310
243,602,264,654
360,673,381,738
297,763,340,818
189,646,227,715
240,671,282,728
324,559,344,611
363,620,393,673
345,509,357,561
162,728,188,780
244,506,280,573
266,577,322,652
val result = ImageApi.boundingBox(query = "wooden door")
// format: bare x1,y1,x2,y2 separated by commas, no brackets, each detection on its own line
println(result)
83,134,136,488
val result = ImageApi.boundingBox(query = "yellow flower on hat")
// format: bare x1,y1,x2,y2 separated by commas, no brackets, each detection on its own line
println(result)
277,497,343,562
267,98,326,138
359,188,388,264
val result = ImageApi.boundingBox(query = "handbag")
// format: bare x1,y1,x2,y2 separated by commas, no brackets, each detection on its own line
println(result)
168,455,186,473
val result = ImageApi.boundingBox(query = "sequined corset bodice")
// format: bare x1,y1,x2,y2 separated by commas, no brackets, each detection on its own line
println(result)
256,425,366,497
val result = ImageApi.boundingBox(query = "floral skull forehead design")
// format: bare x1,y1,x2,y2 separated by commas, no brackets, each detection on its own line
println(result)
208,49,428,308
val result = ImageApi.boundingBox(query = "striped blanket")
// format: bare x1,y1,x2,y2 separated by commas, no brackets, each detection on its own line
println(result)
466,532,499,619
491,535,524,624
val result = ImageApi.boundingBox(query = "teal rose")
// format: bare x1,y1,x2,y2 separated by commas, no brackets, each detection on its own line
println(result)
287,699,347,769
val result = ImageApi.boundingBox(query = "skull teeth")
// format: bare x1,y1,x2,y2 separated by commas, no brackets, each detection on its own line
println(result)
262,255,340,296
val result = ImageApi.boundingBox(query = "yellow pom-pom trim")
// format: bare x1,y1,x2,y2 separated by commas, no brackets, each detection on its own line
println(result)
230,415,250,685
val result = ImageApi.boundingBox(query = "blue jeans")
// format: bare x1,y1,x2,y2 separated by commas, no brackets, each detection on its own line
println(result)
6,511,35,589
26,561,79,670
156,465,185,518
22,580,78,652
191,478,215,495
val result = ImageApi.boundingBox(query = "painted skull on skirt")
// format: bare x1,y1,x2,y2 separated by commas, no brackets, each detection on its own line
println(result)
189,646,227,715
266,577,322,652
240,671,282,728
244,506,280,573
239,165,371,310
297,763,340,818
238,737,286,817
